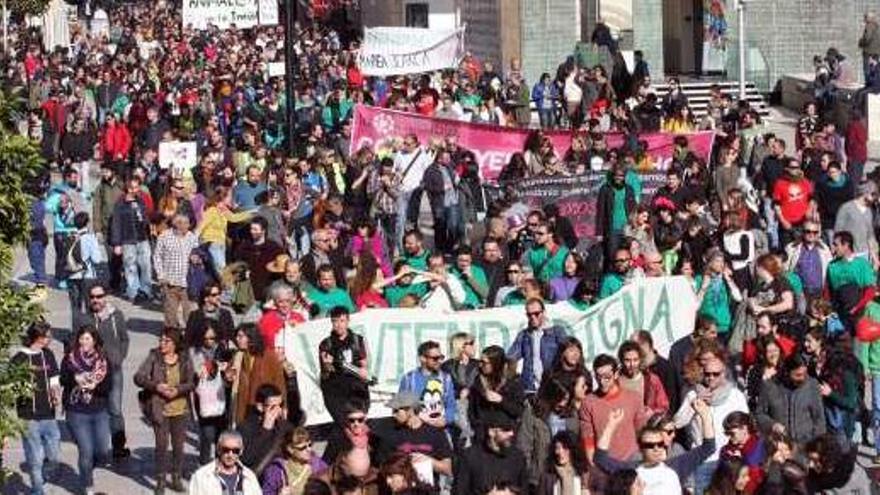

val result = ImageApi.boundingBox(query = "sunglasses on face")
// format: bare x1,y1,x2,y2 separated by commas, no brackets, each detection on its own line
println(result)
220,446,242,455
640,441,665,450
703,371,723,378
425,354,444,361
89,293,106,299
526,311,543,318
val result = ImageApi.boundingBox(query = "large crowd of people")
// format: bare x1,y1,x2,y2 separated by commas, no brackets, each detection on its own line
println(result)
7,1,880,495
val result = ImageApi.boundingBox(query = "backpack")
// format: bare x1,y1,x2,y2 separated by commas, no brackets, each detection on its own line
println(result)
64,234,85,274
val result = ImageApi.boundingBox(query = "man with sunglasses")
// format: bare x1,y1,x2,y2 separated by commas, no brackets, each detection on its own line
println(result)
595,399,715,495
189,430,261,494
73,283,131,459
784,220,832,301
507,298,567,394
399,341,457,429
673,347,747,494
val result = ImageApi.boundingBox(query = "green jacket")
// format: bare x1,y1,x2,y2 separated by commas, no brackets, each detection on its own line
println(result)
858,339,880,374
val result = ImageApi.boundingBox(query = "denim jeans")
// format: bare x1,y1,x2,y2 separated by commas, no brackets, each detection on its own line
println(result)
395,190,414,251
21,419,60,495
67,410,111,490
121,240,152,299
207,242,226,273
108,367,125,439
693,459,718,495
538,108,555,129
872,373,880,452
197,415,227,466
27,240,48,285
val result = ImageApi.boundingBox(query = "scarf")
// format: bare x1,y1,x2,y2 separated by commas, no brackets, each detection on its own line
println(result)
68,348,108,406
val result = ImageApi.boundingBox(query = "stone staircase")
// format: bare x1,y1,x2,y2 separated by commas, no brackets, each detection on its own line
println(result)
652,79,770,120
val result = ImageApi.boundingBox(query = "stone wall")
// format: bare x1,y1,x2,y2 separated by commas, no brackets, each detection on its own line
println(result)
461,0,503,70
519,0,581,85
726,0,873,92
632,0,664,80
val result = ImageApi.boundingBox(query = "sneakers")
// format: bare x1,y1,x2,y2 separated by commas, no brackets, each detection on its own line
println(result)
31,284,48,302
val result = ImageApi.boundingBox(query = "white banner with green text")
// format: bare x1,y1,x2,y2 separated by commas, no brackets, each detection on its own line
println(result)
277,276,697,425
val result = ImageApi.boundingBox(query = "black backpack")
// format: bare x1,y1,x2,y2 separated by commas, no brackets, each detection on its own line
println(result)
64,234,85,274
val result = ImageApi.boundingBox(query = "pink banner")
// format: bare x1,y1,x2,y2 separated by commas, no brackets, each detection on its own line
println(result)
350,105,716,181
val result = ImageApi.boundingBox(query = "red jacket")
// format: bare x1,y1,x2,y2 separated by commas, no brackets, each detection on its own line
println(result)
846,119,868,164
102,122,132,161
741,333,797,369
258,309,305,350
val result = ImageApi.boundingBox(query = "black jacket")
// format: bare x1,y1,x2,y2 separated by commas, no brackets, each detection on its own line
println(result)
596,182,637,237
453,443,527,495
12,347,59,420
185,307,236,347
109,196,149,245
72,307,130,369
238,409,292,473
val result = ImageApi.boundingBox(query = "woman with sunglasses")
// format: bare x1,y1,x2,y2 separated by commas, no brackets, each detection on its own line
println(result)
134,327,194,494
260,427,328,495
494,261,526,307
190,322,229,465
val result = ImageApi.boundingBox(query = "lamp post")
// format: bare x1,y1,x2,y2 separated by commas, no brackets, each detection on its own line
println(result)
736,0,746,101
284,0,298,156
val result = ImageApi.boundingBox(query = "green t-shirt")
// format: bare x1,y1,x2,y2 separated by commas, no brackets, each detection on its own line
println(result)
502,290,527,306
384,283,428,307
785,272,804,296
451,266,489,309
306,287,356,316
526,245,570,283
611,186,628,232
568,299,591,311
402,250,430,272
827,256,876,291
697,274,733,333
598,273,625,299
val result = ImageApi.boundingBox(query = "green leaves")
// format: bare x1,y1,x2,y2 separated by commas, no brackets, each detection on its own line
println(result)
7,0,52,17
0,84,46,476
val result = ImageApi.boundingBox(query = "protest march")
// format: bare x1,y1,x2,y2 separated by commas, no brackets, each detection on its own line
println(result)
3,1,880,495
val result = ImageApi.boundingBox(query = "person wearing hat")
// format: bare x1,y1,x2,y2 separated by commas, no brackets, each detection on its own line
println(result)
453,408,526,495
834,180,878,264
384,391,453,482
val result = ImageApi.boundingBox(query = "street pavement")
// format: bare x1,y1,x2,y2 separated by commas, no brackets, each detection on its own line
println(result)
3,245,200,494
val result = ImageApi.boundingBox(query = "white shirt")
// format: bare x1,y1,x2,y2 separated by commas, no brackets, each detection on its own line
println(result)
674,386,749,461
394,148,434,193
188,461,261,495
637,463,682,495
419,275,466,313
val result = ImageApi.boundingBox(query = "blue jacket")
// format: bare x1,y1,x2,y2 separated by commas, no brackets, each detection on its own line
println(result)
531,82,559,111
398,368,457,425
507,325,568,393
232,181,267,210
45,183,80,235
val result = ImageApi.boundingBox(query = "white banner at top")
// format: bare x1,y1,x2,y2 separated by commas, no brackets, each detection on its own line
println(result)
358,26,466,76
182,0,278,30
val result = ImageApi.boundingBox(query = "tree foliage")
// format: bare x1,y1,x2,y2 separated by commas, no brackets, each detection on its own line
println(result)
0,84,45,477
7,0,52,17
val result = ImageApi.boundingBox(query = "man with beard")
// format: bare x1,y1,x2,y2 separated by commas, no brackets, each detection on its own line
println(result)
232,216,283,302
772,158,815,248
453,410,526,495
673,346,748,494
618,341,669,414
755,353,826,444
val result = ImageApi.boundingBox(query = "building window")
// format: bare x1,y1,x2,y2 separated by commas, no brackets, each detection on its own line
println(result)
405,3,429,28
